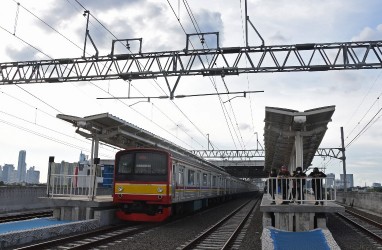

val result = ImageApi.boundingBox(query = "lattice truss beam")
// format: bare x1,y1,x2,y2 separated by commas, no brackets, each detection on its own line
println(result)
191,148,343,160
1,40,382,97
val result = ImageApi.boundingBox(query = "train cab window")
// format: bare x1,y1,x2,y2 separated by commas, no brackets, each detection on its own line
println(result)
115,151,168,181
118,153,133,174
188,170,195,185
202,173,208,186
136,152,167,174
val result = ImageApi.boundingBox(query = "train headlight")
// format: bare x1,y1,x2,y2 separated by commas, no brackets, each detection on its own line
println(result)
157,187,163,193
118,186,123,192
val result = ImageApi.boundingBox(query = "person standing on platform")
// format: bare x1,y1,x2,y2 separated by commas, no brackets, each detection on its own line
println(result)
278,165,290,204
269,169,277,204
295,167,306,204
309,167,326,205
289,170,297,202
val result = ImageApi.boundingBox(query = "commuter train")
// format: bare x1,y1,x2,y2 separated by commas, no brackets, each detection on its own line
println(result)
113,148,256,222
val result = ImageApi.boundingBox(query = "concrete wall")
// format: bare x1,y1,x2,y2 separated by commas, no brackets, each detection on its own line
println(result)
0,186,47,213
0,186,112,213
336,191,382,215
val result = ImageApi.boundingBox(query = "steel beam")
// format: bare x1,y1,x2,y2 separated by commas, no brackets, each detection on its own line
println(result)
1,41,381,88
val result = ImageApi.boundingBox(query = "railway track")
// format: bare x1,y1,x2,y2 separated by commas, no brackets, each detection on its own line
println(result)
179,197,260,250
0,210,53,223
13,222,155,250
336,208,382,247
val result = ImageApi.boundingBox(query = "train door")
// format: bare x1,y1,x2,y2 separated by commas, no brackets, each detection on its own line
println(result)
172,164,176,200
177,166,185,200
217,175,221,196
196,171,201,197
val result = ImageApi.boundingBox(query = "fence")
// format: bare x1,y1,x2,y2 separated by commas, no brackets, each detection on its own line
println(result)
265,176,336,204
47,173,113,199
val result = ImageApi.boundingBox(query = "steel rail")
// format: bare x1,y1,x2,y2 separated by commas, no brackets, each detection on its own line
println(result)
336,210,382,245
181,197,260,250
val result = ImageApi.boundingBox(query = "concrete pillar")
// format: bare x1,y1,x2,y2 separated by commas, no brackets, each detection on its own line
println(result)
86,207,94,220
262,212,272,228
295,213,314,231
53,208,61,220
72,207,80,221
60,207,74,221
316,213,327,229
94,209,118,227
295,132,303,169
275,213,293,231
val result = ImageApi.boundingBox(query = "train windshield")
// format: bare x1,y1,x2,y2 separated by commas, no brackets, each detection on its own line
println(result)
115,151,168,181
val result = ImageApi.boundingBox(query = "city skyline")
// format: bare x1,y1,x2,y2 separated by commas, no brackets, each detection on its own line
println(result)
0,149,40,184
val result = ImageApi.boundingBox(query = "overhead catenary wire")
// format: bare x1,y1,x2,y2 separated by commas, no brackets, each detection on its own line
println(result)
168,0,244,150
74,0,212,150
346,105,382,148
0,118,114,159
344,70,382,141
238,0,263,149
2,1,204,151
12,0,83,52
181,0,247,150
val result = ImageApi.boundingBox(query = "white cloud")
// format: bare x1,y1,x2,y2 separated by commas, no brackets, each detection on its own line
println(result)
352,24,382,41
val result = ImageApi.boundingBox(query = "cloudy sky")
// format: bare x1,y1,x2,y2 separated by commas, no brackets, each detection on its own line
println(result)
0,0,381,186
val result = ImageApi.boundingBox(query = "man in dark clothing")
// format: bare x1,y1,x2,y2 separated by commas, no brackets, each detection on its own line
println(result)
309,167,326,205
294,167,306,203
269,169,277,204
278,165,290,204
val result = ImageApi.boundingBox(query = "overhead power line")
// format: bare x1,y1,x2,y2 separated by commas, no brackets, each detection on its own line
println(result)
97,90,263,100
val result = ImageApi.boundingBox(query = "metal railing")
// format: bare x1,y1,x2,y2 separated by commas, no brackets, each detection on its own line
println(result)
47,174,113,199
265,176,336,205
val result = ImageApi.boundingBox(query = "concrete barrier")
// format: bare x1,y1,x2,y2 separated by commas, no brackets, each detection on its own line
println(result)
0,186,47,213
0,186,113,214
336,191,382,215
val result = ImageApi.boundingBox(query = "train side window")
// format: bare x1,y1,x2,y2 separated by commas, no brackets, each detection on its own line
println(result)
212,176,217,187
188,169,195,185
196,171,200,186
202,173,208,186
178,167,184,185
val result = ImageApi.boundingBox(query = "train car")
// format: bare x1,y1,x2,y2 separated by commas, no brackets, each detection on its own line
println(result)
113,148,256,222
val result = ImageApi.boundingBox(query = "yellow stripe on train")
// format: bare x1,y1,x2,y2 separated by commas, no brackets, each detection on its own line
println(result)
115,183,168,195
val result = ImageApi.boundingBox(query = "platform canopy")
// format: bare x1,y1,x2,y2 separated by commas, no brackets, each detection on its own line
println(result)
264,106,335,172
208,160,267,178
57,113,216,168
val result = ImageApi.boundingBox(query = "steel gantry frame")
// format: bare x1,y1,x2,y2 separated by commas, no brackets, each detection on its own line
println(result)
1,40,382,98
191,148,343,160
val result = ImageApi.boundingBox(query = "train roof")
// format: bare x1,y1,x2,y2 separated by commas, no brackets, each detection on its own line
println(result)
57,112,225,173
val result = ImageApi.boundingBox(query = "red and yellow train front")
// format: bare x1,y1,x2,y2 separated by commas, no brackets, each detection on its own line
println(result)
113,149,172,222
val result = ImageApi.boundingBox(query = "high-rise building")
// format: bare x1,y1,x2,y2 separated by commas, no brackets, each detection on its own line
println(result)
0,165,2,182
326,173,335,187
26,166,40,184
340,174,354,188
79,151,88,162
2,164,16,184
17,150,27,183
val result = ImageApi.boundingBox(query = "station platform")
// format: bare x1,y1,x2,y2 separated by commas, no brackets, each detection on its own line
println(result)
262,226,340,250
0,217,70,234
260,195,344,232
39,195,118,226
0,217,99,248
